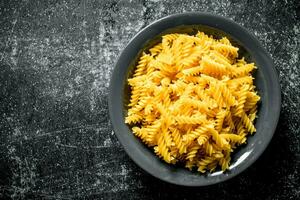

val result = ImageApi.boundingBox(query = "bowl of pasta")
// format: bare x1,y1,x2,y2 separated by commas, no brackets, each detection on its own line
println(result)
108,12,281,186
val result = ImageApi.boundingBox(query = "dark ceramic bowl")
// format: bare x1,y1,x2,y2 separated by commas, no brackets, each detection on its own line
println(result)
108,12,281,186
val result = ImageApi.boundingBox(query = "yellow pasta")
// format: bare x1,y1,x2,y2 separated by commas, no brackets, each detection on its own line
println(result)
125,32,260,173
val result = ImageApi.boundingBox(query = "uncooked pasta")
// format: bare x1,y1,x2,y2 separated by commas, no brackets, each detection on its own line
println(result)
125,32,260,173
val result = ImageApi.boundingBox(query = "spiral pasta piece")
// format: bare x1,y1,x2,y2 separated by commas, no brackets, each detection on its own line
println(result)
241,111,256,134
175,115,207,125
215,110,227,132
220,83,237,107
133,53,152,77
185,123,213,144
210,81,226,108
182,66,203,76
154,131,174,164
200,55,228,77
171,128,187,154
144,121,161,146
149,43,163,56
186,143,201,161
213,43,238,58
233,85,249,116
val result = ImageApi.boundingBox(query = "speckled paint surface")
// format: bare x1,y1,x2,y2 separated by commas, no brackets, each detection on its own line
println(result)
0,0,299,199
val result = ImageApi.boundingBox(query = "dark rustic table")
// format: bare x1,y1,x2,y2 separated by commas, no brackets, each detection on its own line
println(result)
0,0,299,199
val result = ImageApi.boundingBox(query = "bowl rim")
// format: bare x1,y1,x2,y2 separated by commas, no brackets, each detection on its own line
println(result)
108,12,281,186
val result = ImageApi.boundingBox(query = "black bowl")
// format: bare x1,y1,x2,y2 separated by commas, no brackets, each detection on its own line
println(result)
108,12,281,186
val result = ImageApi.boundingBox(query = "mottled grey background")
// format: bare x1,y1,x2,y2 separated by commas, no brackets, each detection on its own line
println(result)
0,0,299,199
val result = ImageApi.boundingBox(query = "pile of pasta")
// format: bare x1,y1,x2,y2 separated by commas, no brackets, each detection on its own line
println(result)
125,32,260,173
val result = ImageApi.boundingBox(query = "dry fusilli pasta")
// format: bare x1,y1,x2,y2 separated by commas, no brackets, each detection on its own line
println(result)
125,32,260,173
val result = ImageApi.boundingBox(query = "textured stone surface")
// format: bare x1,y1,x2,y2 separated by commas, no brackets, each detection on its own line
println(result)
0,0,299,199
